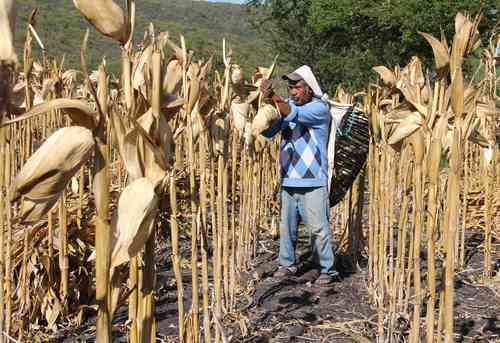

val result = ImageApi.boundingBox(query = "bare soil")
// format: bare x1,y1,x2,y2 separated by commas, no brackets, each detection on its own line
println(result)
52,227,499,342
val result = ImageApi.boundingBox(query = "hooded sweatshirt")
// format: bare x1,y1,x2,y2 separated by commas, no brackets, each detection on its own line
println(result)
262,66,330,188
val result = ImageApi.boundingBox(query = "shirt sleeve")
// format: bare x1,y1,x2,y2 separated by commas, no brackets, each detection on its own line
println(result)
282,99,330,127
261,117,284,138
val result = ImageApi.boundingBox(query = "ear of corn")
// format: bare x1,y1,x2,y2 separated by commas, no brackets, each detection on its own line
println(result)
211,116,228,155
230,100,250,133
230,64,244,85
187,63,202,115
132,44,153,99
135,109,168,184
450,13,476,76
11,126,95,221
18,195,59,224
163,58,183,94
0,0,17,63
73,0,128,44
450,66,464,115
110,177,159,274
123,128,145,181
251,103,279,136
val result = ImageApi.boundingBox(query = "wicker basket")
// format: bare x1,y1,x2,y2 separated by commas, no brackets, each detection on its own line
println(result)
329,107,370,207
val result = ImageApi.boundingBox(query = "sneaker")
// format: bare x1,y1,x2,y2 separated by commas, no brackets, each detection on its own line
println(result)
314,273,335,285
273,265,298,278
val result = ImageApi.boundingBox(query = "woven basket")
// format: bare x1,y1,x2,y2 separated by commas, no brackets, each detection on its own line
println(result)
329,107,370,207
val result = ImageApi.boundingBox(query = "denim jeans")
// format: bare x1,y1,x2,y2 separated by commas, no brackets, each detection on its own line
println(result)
279,186,335,274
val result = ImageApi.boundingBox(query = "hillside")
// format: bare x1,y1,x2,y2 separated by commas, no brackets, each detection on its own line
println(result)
15,0,274,75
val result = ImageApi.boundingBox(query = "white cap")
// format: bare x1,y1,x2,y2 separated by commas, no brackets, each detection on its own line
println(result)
282,65,323,97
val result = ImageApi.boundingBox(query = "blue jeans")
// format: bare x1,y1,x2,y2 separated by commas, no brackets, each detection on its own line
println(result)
279,186,335,274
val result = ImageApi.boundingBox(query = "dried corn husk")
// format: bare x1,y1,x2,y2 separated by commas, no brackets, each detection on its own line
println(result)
230,100,250,133
476,101,499,117
73,0,128,44
384,108,416,123
396,78,428,117
122,128,144,181
254,134,268,153
211,115,227,155
158,112,174,169
71,176,79,195
165,37,185,66
11,126,95,222
407,57,425,88
41,287,63,330
163,58,183,94
251,104,279,136
135,109,168,184
419,32,450,74
387,112,423,146
231,65,246,94
408,128,425,161
0,0,17,63
110,177,159,274
244,121,253,146
192,100,209,144
187,62,201,114
131,44,153,99
18,196,59,224
450,66,464,115
372,66,396,87
370,108,382,144
450,13,475,75
231,64,244,85
161,95,184,119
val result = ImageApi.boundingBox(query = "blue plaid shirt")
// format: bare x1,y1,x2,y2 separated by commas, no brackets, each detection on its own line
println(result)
262,97,330,187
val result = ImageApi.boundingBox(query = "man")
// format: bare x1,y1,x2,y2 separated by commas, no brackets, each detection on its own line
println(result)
260,65,337,285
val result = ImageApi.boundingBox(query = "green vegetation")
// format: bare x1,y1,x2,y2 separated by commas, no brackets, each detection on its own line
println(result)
247,0,498,92
15,0,274,76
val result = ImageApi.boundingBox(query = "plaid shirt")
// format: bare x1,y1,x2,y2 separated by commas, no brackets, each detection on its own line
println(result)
262,98,330,187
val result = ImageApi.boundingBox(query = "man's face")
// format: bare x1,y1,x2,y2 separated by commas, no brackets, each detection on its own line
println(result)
288,80,312,105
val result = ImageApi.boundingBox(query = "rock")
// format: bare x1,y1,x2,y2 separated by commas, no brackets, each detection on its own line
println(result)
253,262,278,279
284,325,304,338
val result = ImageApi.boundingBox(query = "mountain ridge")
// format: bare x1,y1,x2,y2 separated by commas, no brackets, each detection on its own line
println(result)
15,0,272,75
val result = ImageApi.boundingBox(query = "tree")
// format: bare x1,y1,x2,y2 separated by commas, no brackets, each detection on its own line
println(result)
246,0,498,91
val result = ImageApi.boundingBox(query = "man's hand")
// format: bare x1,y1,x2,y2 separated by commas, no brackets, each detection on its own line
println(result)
260,79,274,99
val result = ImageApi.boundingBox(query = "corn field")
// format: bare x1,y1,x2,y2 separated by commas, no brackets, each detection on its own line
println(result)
0,2,499,342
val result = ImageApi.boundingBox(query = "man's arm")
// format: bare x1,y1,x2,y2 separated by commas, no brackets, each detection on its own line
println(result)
260,79,329,128
282,100,330,127
261,116,283,138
